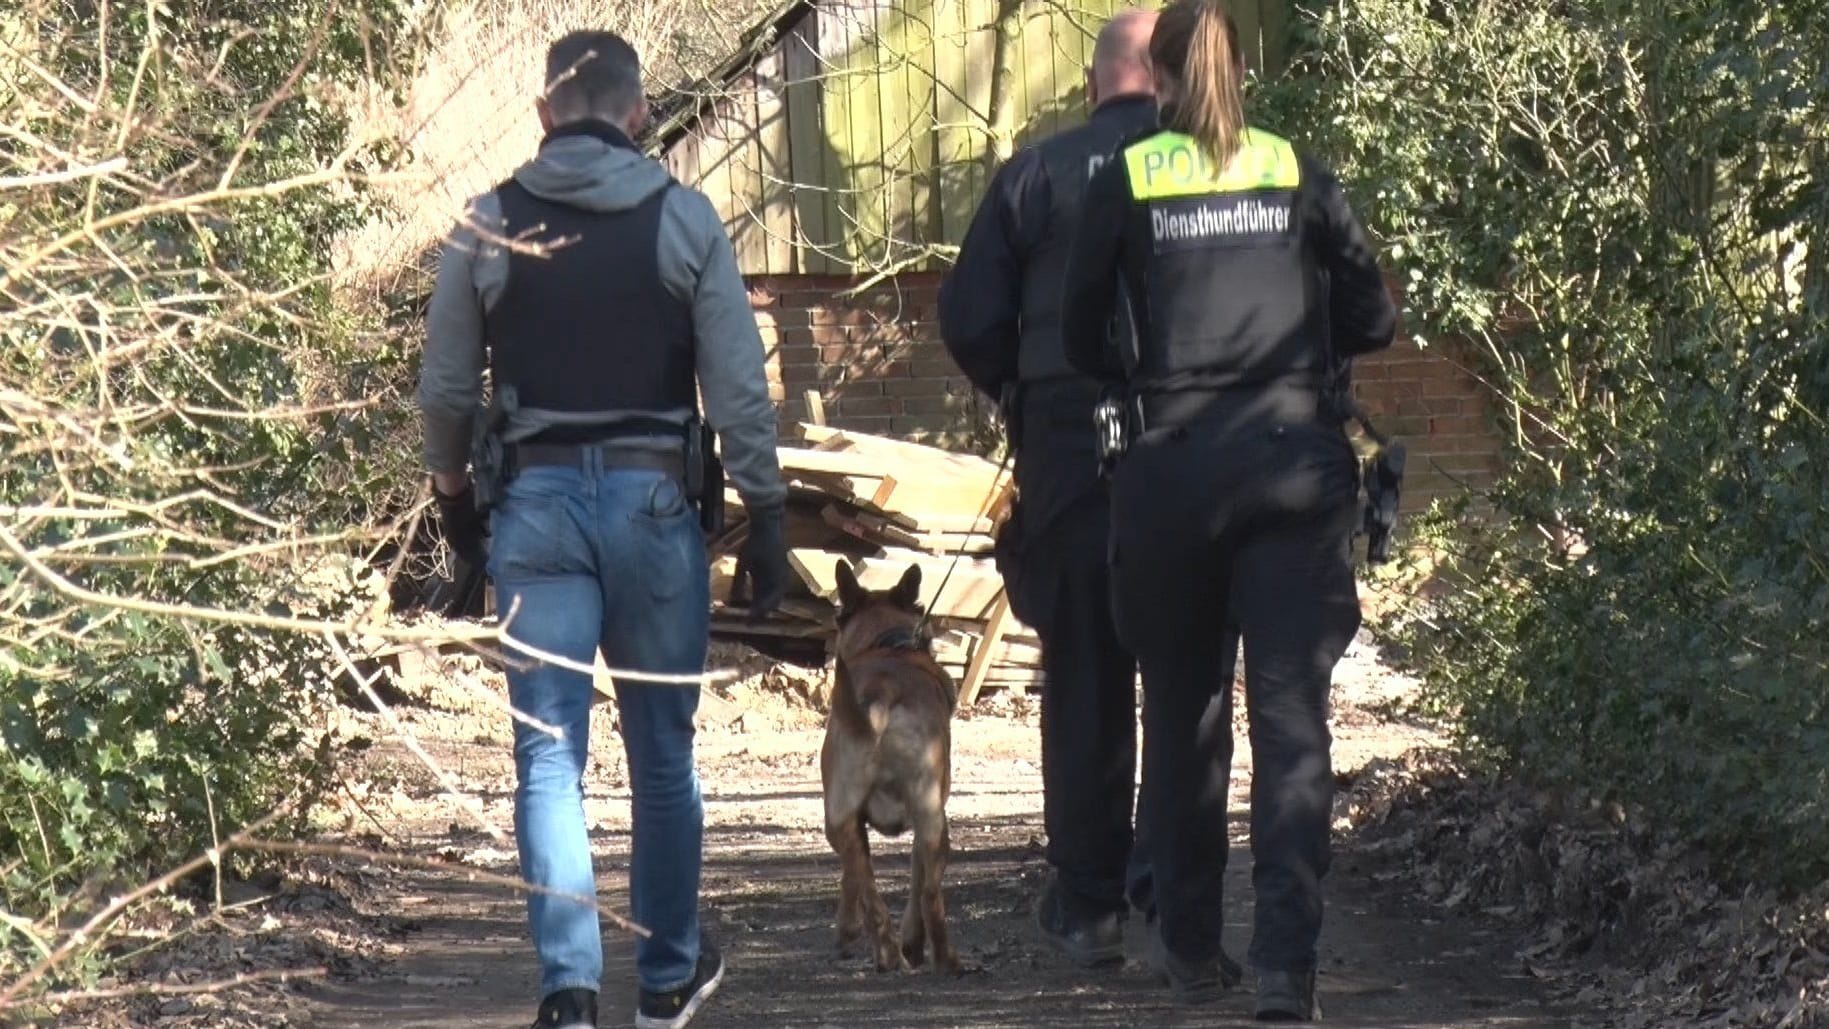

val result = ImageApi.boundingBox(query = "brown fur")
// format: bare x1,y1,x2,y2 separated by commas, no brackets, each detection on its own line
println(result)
820,561,960,973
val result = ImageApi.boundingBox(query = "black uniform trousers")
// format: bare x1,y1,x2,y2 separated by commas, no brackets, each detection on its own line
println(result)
996,384,1139,916
1109,402,1361,973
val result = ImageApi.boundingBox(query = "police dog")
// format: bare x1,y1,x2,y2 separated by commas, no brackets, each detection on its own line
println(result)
822,561,960,973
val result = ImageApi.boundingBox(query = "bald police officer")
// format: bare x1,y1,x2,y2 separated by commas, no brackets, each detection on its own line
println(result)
941,8,1239,967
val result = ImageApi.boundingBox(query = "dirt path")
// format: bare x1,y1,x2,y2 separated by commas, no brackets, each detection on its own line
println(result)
285,639,1591,1028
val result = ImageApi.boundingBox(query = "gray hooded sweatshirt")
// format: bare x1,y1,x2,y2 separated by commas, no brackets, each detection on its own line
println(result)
417,133,786,512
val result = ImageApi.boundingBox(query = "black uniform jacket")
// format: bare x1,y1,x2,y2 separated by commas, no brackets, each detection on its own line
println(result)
938,96,1159,397
1061,126,1398,400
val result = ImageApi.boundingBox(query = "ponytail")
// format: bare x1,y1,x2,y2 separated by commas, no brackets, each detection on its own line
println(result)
1150,0,1247,168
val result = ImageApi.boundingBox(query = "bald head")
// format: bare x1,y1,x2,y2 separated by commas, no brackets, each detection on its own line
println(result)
1089,8,1158,107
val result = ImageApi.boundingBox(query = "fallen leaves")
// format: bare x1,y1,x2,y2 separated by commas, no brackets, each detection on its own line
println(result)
1340,749,1829,1028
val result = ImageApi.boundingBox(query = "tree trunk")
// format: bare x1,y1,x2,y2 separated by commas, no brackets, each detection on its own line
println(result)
979,0,1024,177
1804,143,1829,321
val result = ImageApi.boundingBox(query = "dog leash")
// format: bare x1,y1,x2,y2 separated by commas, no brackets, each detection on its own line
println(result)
915,444,1015,639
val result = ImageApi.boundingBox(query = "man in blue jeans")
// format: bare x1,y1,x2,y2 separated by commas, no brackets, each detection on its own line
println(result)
417,30,789,1029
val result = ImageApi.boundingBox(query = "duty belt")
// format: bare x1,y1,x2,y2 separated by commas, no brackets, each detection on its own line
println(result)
506,440,686,480
1137,380,1330,432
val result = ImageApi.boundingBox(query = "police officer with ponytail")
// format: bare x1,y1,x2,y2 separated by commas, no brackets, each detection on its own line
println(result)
1062,1,1397,1019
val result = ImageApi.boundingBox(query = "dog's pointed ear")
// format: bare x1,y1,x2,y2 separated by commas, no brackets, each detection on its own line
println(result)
835,559,865,610
892,563,923,609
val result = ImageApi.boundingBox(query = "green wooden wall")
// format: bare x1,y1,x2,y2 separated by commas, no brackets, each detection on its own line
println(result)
664,0,1293,276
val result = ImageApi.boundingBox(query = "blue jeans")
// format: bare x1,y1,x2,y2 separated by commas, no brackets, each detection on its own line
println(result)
486,458,710,996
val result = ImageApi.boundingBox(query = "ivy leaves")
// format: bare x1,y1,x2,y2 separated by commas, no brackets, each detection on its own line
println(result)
1261,0,1829,887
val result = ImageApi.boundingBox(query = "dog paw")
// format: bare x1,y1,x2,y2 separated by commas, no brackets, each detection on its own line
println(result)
873,942,910,973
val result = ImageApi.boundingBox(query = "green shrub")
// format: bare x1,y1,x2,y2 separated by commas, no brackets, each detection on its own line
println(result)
1258,0,1829,885
0,0,420,981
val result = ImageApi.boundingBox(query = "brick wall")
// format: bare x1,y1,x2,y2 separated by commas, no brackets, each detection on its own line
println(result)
1350,339,1503,510
748,272,1503,512
749,272,989,445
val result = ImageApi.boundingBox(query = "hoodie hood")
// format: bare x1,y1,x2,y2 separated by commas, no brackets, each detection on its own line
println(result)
511,125,672,213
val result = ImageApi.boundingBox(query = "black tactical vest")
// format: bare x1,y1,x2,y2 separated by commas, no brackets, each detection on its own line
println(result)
1116,126,1328,395
1017,97,1159,383
483,178,696,417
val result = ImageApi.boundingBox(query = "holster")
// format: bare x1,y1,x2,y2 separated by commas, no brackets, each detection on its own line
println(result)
1362,440,1406,565
998,381,1025,452
469,384,518,514
1326,358,1407,564
683,415,724,535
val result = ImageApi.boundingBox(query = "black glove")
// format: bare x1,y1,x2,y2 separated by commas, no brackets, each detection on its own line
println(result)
433,481,488,566
1362,441,1406,565
737,505,790,621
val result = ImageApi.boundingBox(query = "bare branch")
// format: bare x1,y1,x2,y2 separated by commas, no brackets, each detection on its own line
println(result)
323,629,518,843
0,805,296,1010
0,522,740,685
41,966,329,1004
246,839,647,936
0,157,131,191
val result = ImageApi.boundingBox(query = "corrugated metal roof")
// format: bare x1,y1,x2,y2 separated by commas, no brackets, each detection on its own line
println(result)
642,0,817,154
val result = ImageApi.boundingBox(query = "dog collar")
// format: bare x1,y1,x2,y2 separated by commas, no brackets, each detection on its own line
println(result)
869,626,927,652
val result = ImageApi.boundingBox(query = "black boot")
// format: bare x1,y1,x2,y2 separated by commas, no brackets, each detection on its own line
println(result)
1035,876,1125,967
1146,913,1243,1005
1254,969,1321,1021
532,987,597,1028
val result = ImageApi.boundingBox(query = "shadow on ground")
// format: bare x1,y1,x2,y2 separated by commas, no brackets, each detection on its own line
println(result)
300,810,1586,1029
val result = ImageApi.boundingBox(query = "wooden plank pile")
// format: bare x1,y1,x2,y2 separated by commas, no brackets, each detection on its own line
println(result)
708,422,1041,704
